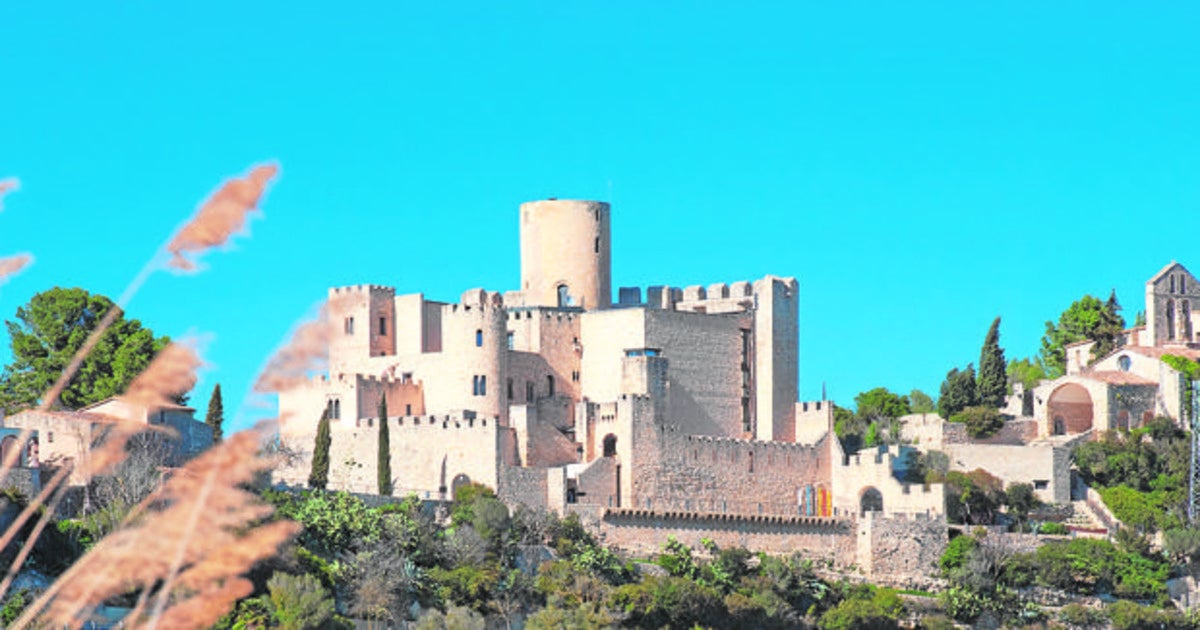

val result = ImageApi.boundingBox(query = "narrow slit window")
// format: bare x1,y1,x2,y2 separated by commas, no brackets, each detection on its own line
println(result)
475,329,483,347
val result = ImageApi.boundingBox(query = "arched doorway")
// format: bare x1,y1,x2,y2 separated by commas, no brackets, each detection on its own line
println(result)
602,434,617,457
450,473,472,497
1047,383,1094,434
860,487,883,516
0,436,16,468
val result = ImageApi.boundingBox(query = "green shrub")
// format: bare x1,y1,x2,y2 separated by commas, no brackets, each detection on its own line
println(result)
1058,602,1106,628
267,572,336,630
1038,522,1069,535
948,406,1005,439
939,535,977,576
819,586,904,629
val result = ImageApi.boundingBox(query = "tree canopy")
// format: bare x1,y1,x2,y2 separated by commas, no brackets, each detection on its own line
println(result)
976,318,1006,408
1039,293,1125,377
938,365,978,419
908,389,935,414
0,287,175,410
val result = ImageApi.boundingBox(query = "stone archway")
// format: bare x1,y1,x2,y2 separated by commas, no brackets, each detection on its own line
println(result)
451,473,472,497
602,434,617,457
860,487,883,516
1047,383,1094,434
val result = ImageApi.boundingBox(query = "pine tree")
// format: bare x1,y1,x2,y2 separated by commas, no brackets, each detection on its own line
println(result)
977,318,1007,408
309,409,331,490
204,383,224,443
938,364,978,419
377,394,392,496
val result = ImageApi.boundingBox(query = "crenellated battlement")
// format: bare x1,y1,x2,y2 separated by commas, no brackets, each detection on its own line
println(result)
506,307,582,323
617,280,759,311
798,400,830,413
330,284,395,295
354,411,502,431
684,433,822,454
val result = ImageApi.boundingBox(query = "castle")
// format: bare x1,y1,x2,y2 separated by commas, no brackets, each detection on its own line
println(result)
275,199,944,577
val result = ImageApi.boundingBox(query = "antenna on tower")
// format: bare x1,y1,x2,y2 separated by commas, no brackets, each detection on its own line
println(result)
822,381,827,401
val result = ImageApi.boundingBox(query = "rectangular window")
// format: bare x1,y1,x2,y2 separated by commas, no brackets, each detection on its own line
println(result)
405,404,412,415
472,375,487,396
379,317,387,335
401,372,413,384
526,381,534,403
479,375,486,396
506,331,514,350
475,330,483,347
507,378,514,399
344,317,355,335
1034,480,1049,490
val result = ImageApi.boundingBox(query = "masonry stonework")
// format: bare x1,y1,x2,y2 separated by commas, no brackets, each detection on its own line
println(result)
276,197,948,578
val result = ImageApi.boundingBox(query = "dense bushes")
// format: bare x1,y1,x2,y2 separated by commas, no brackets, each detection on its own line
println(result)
1073,418,1188,534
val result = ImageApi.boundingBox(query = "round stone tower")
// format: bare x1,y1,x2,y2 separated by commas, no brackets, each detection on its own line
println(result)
519,199,611,310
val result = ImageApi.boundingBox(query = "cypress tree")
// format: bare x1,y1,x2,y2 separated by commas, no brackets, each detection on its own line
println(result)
977,317,1007,408
309,409,331,490
205,383,224,443
377,393,392,496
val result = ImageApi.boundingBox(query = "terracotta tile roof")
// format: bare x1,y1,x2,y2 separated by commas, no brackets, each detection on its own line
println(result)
1080,370,1157,385
1118,346,1200,361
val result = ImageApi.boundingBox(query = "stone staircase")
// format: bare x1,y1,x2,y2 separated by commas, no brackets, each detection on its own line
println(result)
1064,498,1119,538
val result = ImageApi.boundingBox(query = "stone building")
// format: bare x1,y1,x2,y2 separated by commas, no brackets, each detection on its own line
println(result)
1033,261,1200,437
1,398,213,488
275,198,944,574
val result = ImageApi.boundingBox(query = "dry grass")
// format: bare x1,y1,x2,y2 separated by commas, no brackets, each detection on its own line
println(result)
167,164,278,272
0,165,300,628
0,253,32,285
17,425,300,628
0,177,18,212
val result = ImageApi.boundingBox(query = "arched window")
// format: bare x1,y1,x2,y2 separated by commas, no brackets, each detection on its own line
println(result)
1184,300,1193,340
546,375,555,397
603,434,617,457
1167,299,1176,340
475,329,483,347
1171,276,1177,293
1118,355,1132,372
557,285,570,307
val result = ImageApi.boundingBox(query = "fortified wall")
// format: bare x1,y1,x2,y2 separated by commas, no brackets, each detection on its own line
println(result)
276,410,515,499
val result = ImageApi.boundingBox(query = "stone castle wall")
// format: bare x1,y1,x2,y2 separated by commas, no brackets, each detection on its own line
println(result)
277,411,509,499
583,507,856,566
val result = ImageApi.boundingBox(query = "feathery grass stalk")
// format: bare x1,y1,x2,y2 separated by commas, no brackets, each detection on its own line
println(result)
146,457,219,627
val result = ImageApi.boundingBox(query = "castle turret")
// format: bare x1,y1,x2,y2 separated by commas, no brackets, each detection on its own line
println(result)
519,199,611,310
327,285,396,372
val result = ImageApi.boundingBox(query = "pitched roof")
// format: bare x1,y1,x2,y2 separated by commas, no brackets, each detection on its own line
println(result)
1081,370,1157,385
1148,260,1194,284
78,397,195,413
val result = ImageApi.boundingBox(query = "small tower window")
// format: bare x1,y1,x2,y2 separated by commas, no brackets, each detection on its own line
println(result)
472,375,487,396
1171,276,1177,293
557,285,570,307
526,381,534,403
547,375,555,397
507,378,514,399
594,237,600,253
475,329,483,347
344,317,355,335
1183,276,1189,293
1118,355,1132,372
506,331,514,350
379,317,387,335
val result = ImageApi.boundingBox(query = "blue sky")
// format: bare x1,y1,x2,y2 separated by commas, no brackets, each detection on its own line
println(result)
1,3,1197,430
